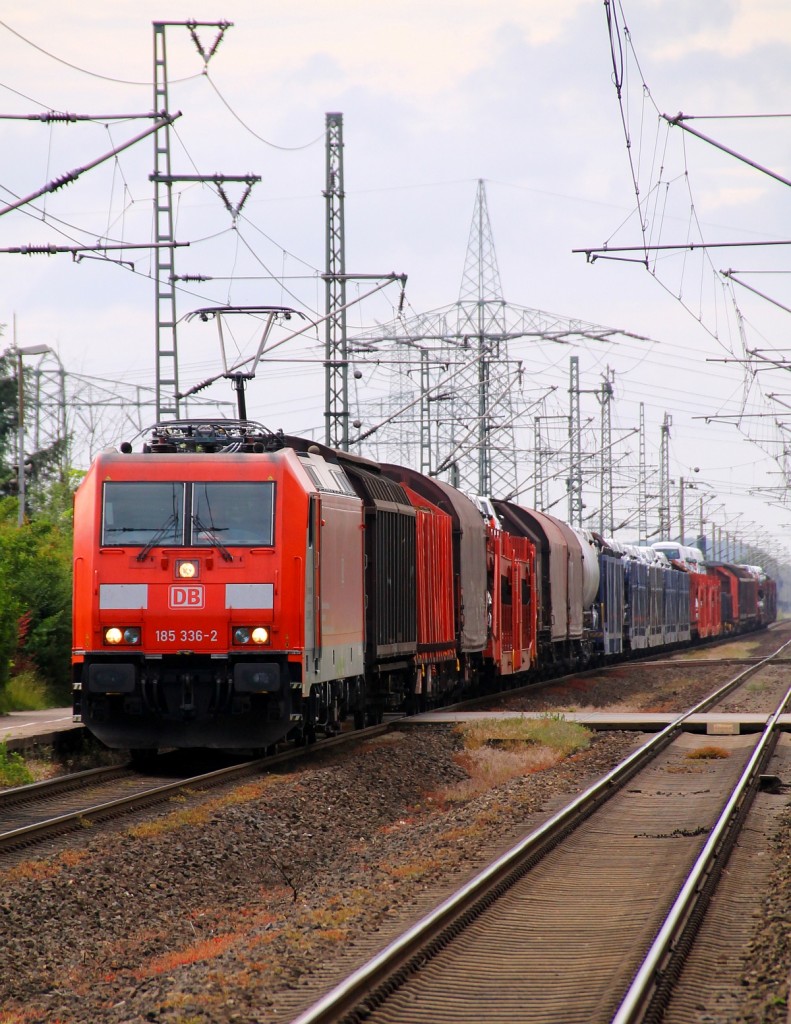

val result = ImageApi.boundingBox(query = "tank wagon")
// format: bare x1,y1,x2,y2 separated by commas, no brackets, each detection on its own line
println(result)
71,420,777,756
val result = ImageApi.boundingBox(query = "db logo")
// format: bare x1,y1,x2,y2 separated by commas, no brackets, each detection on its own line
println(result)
169,585,205,609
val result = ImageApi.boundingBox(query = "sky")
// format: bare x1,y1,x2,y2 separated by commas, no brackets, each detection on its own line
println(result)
1,1,791,565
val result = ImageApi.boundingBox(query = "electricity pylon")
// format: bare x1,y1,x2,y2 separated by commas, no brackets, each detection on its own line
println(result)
352,180,650,500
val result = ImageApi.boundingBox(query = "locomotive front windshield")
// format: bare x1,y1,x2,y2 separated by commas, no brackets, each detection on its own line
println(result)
192,482,274,546
101,481,274,548
102,482,184,546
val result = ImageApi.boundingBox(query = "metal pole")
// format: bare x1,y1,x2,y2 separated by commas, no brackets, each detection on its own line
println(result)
17,350,24,527
568,356,582,527
679,477,685,544
699,497,704,548
638,403,647,544
324,112,348,449
534,417,542,510
419,349,431,475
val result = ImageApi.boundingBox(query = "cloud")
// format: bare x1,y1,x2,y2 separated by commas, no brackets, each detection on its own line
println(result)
648,0,791,59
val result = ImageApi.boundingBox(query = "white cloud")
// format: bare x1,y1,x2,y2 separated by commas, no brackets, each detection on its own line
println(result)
645,0,791,60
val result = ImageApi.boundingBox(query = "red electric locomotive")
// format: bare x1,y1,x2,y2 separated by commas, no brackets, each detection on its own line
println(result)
72,421,366,756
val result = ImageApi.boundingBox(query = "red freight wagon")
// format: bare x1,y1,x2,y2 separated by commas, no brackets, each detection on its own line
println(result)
485,524,537,677
72,426,365,754
689,571,722,639
759,574,777,627
493,500,585,668
400,484,456,706
379,465,489,671
708,563,759,633
401,485,455,659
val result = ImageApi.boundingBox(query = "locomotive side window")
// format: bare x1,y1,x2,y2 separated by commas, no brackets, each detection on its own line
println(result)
329,469,356,495
298,456,355,496
191,482,274,546
102,482,184,546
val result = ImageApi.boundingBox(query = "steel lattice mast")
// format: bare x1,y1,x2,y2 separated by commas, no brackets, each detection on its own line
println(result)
599,368,614,536
152,21,259,421
659,412,672,537
638,402,647,543
152,23,179,420
438,179,518,496
568,355,582,525
351,180,650,498
324,113,348,449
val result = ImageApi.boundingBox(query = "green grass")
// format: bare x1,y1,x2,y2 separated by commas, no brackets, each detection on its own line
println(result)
442,715,594,802
456,714,592,757
0,670,50,714
0,740,34,787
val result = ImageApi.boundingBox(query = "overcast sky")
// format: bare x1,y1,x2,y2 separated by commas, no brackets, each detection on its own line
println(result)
1,1,791,560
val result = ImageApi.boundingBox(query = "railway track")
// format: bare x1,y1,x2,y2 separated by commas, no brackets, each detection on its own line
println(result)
0,724,390,857
2,631,782,859
289,637,791,1024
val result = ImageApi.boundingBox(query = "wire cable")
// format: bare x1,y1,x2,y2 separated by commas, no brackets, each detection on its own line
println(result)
203,71,324,151
0,18,201,87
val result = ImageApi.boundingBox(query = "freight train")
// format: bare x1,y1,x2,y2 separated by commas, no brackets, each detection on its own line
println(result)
71,420,777,758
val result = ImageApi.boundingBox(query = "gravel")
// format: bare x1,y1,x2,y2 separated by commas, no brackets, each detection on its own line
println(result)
1,622,789,1024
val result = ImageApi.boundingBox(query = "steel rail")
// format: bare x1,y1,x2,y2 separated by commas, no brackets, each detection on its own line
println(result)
611,677,791,1024
0,763,133,810
0,723,389,854
288,636,791,1024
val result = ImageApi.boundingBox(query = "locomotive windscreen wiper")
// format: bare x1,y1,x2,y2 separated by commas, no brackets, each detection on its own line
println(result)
191,513,234,561
135,512,179,562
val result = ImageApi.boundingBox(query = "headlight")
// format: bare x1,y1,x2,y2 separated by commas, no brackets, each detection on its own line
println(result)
233,626,270,646
176,559,199,579
104,626,141,646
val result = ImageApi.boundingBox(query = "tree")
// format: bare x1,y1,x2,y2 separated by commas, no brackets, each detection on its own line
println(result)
0,350,71,512
0,499,73,701
0,352,16,496
0,337,75,705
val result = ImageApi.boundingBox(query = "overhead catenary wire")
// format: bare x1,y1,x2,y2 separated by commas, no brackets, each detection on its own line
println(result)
1,11,789,554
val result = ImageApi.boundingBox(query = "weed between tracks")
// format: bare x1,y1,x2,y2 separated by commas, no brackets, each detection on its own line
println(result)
686,745,731,760
443,715,593,801
0,848,88,885
127,778,278,839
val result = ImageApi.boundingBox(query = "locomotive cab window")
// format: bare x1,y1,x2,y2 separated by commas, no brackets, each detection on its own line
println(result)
191,482,274,546
102,482,184,546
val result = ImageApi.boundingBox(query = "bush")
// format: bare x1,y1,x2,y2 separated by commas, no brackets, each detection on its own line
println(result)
0,670,50,713
0,500,73,705
0,741,34,787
